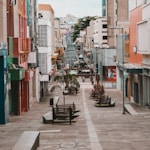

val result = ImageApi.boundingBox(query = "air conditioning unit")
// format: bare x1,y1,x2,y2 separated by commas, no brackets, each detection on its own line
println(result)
10,0,16,6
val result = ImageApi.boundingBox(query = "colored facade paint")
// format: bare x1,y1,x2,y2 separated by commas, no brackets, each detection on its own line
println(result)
13,38,22,58
7,0,14,36
0,49,9,124
102,0,106,17
26,0,31,26
38,4,54,14
129,6,143,63
21,81,29,112
0,0,9,124
6,0,31,115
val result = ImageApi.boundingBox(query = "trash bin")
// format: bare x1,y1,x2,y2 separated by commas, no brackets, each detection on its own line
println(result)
49,98,53,106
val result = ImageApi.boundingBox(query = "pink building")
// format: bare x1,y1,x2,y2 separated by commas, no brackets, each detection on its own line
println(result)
129,5,143,63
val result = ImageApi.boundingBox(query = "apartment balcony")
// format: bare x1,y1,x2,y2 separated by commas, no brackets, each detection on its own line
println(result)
13,38,22,58
22,38,31,54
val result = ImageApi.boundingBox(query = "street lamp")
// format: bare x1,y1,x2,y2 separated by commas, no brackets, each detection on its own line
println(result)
94,45,99,83
110,27,125,114
94,45,103,84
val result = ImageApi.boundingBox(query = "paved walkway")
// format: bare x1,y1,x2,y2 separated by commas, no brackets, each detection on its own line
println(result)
0,79,150,150
82,88,103,150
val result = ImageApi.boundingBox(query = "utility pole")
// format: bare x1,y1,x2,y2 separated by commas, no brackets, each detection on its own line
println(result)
110,27,125,114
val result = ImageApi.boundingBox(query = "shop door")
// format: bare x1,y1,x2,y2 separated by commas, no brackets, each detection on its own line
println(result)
134,83,139,104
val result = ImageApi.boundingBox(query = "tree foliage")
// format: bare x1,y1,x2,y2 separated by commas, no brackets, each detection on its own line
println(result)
54,74,78,89
71,16,97,42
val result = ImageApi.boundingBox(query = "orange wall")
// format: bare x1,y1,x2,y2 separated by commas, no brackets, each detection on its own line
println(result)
129,6,143,63
38,4,54,14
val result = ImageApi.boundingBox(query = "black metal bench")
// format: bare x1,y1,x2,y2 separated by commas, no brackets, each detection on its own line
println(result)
52,103,80,125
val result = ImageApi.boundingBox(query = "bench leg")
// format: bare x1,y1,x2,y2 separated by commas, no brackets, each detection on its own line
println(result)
69,107,72,125
52,107,55,124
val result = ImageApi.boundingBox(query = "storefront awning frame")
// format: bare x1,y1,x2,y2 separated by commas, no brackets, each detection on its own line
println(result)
117,63,143,74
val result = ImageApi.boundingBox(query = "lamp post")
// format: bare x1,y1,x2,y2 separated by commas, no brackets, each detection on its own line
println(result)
110,27,125,114
94,45,103,84
95,46,99,83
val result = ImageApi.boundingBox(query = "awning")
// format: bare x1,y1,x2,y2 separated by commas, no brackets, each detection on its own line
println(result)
118,63,142,73
9,65,25,81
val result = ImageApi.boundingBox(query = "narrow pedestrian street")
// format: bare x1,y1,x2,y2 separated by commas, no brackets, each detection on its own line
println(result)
0,78,150,150
1,1,150,150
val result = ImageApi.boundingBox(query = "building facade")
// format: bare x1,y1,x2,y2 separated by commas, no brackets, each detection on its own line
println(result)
0,0,9,124
127,5,143,104
137,2,150,106
38,4,54,97
93,17,108,48
102,0,129,48
28,0,40,105
7,0,31,116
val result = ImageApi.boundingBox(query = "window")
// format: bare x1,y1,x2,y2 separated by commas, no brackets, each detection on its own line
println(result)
38,53,47,74
103,36,107,40
38,25,48,47
103,24,107,28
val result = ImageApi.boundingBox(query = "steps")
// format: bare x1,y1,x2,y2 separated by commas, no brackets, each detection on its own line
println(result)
125,104,138,115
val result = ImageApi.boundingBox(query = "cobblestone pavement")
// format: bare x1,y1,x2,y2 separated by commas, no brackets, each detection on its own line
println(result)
0,78,150,150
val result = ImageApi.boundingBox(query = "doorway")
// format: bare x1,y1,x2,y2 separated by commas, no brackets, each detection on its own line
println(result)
134,82,139,104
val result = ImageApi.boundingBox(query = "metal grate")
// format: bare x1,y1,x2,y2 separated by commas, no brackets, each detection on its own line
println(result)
38,25,48,47
38,53,47,74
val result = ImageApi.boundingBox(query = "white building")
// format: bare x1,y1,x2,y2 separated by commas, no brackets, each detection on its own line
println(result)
60,14,78,31
38,4,54,81
93,17,108,48
86,20,94,50
38,4,54,97
137,2,150,105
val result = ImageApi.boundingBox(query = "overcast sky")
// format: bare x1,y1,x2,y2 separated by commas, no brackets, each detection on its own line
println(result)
38,0,102,18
